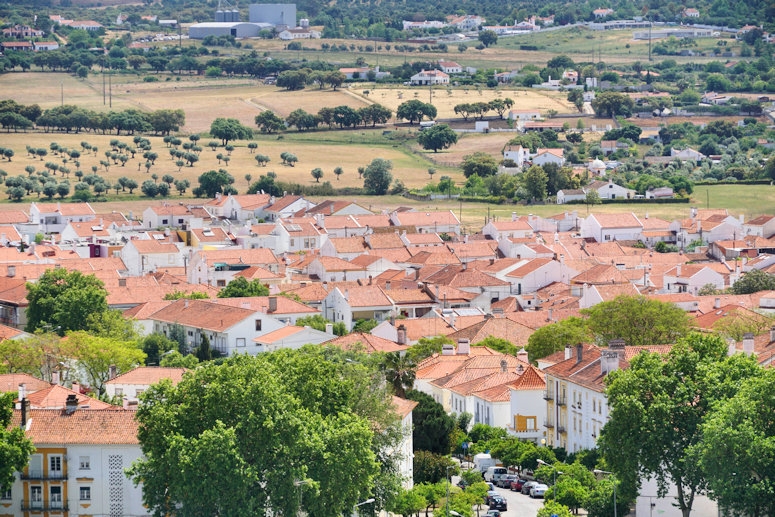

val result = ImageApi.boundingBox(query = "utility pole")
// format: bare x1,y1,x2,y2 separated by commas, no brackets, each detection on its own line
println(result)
60,81,63,106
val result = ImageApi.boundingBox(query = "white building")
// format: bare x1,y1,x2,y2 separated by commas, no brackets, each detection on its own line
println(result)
581,212,644,242
409,69,450,86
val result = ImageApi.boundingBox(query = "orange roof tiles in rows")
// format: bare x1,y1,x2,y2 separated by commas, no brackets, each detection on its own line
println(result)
105,366,187,386
12,409,138,444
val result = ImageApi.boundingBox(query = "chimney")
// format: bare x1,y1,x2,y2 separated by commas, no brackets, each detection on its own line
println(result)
743,332,754,355
19,385,29,429
601,349,620,375
394,324,407,345
676,265,681,277
385,280,391,290
315,213,325,228
7,265,15,277
325,323,334,335
52,371,60,385
547,308,554,322
109,364,117,380
489,257,495,265
500,359,508,372
564,345,572,360
517,348,529,363
512,212,517,222
268,296,278,313
368,275,373,285
457,338,471,355
462,262,468,271
18,383,26,403
72,382,80,394
65,394,78,415
714,297,721,310
442,344,455,355
727,338,737,356
575,343,583,363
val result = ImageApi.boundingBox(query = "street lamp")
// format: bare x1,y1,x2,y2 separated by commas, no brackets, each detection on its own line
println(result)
294,479,311,516
536,459,562,486
594,469,617,517
354,497,375,517
446,465,454,516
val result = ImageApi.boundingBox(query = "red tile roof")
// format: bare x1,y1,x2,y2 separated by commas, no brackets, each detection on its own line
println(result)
105,367,187,386
12,409,138,444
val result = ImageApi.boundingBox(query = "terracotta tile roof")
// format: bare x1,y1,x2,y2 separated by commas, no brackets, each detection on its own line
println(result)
509,365,546,390
425,284,478,303
507,257,554,277
640,216,672,231
254,325,306,344
34,202,95,217
491,296,518,313
266,195,304,212
105,367,187,386
12,409,138,444
0,225,22,242
392,210,460,227
129,239,180,253
385,288,433,304
571,264,629,285
489,219,533,231
406,250,461,266
336,286,392,307
392,395,418,418
399,317,458,341
281,283,330,303
588,212,643,229
192,227,232,242
350,214,392,228
447,317,534,346
367,233,405,249
403,233,444,245
0,276,29,305
350,254,383,267
692,304,768,330
0,210,29,224
328,237,367,253
325,332,407,353
424,265,510,288
197,248,279,266
368,247,412,263
746,215,775,226
66,222,111,238
214,296,318,314
123,301,174,319
313,256,366,272
150,299,258,331
26,385,115,410
592,283,641,301
0,374,51,394
448,241,499,260
233,266,283,281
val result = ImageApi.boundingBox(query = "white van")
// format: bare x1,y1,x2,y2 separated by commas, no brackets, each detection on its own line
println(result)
484,466,508,483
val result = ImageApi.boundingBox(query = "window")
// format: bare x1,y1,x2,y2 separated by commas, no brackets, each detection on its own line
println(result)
50,486,62,508
255,319,262,331
162,219,168,225
50,455,62,474
31,486,42,506
1,487,11,500
114,388,123,397
80,487,91,501
79,456,90,470
136,389,144,396
237,338,246,347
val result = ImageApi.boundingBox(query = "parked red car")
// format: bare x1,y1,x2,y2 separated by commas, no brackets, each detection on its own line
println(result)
510,478,528,492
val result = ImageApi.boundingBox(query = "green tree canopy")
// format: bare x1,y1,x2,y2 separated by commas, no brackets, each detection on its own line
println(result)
65,331,146,396
129,348,402,517
696,366,774,517
197,169,235,198
209,117,253,146
406,389,455,454
731,269,775,294
396,100,437,125
217,277,270,298
25,269,109,335
0,392,35,491
526,317,591,363
417,124,458,153
581,295,690,347
362,158,393,195
461,152,498,178
600,333,761,517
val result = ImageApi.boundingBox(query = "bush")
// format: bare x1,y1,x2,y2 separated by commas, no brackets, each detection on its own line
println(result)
143,76,159,82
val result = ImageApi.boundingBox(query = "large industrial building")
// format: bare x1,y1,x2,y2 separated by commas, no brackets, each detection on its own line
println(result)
189,3,296,40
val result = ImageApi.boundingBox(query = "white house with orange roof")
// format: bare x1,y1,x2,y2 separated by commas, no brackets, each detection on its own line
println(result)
322,286,394,331
389,210,460,235
261,195,315,221
308,256,368,282
29,202,96,234
142,204,208,229
253,325,334,352
438,60,462,74
205,193,271,221
532,148,565,167
275,219,328,253
581,212,644,242
743,214,775,238
482,214,534,241
410,69,450,86
662,264,726,294
104,366,188,405
188,248,280,285
579,282,641,308
120,239,183,276
506,360,547,442
391,396,419,488
9,407,145,517
587,178,634,200
505,257,564,294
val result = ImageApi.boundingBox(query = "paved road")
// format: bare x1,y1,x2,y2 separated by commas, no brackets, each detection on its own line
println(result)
489,482,545,517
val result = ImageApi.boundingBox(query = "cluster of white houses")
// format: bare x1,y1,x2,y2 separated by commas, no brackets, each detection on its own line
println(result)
2,195,775,516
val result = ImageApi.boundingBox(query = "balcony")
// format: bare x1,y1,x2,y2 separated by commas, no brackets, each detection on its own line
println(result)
21,500,69,512
556,395,567,406
543,419,555,429
542,390,555,401
557,424,567,434
20,469,66,480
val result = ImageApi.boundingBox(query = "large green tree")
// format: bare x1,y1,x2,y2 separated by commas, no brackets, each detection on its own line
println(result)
696,366,774,517
362,158,393,195
731,269,775,294
25,269,108,335
209,117,253,146
129,348,402,517
396,100,437,125
65,331,146,396
461,152,498,178
197,169,235,198
600,333,761,517
406,389,455,454
0,392,35,492
417,124,458,153
581,295,689,347
526,317,591,362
